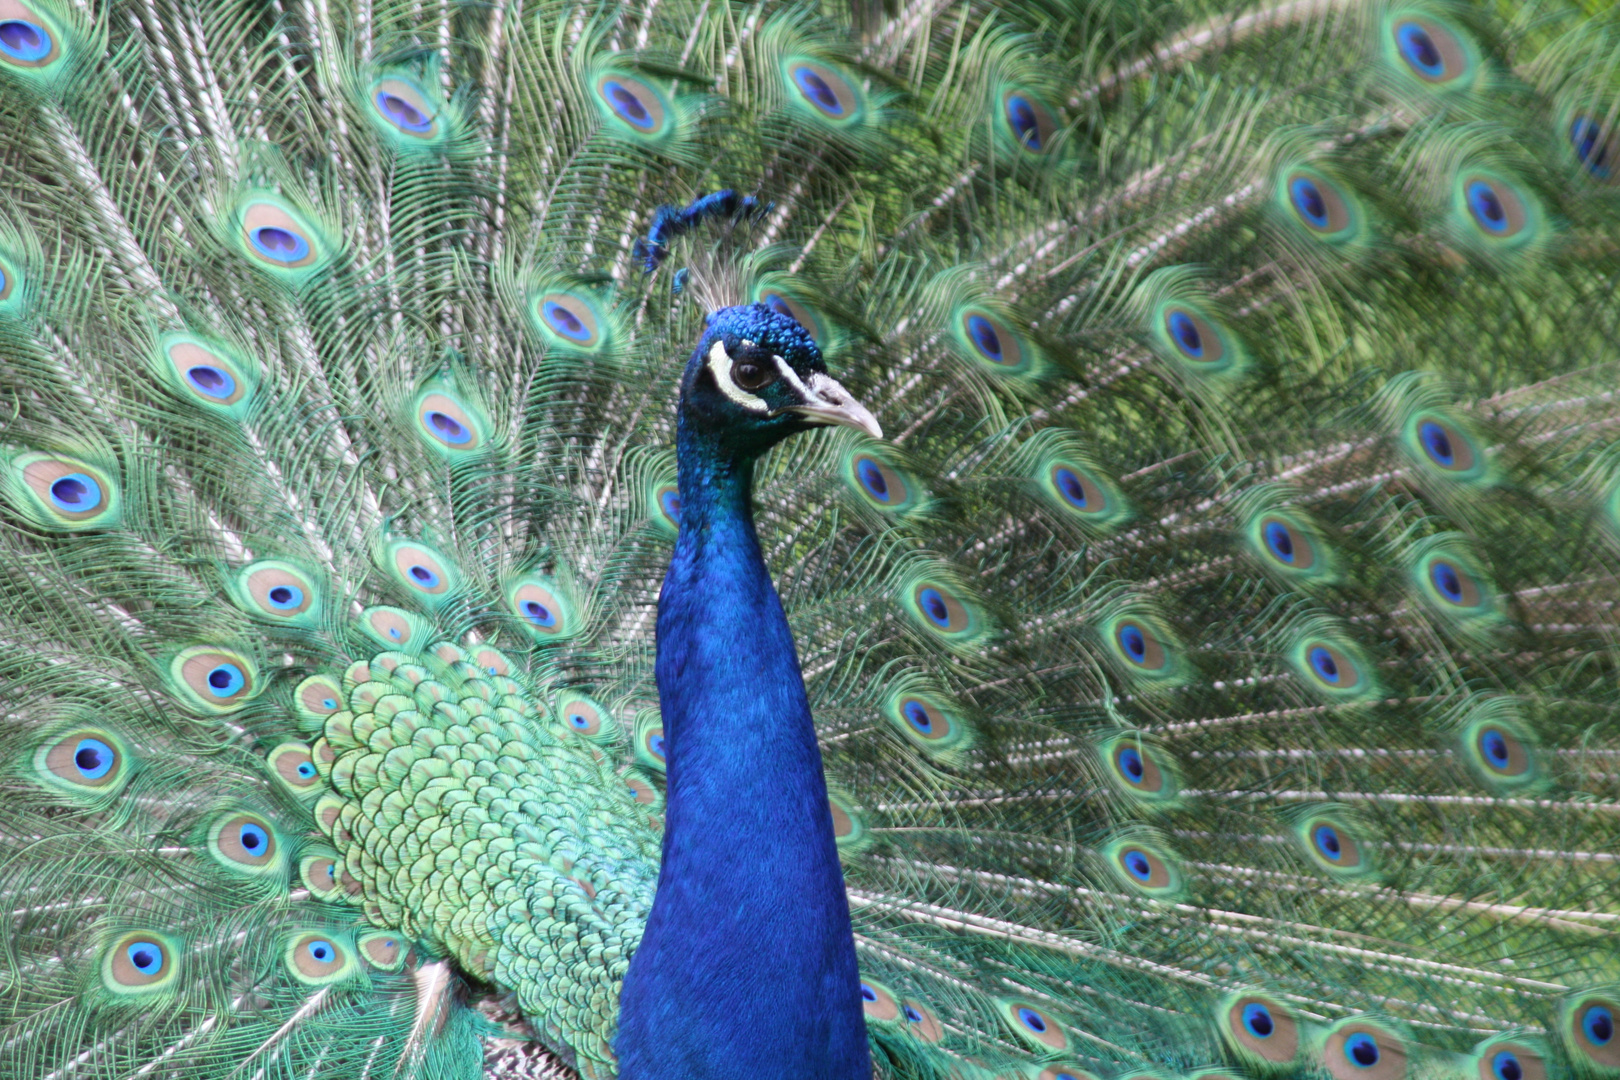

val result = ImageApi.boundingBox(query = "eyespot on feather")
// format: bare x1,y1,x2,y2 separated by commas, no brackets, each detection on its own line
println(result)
169,646,260,713
847,450,916,513
1385,13,1477,89
591,70,672,140
653,482,681,533
858,977,902,1023
1322,1020,1407,1080
1460,708,1538,791
1295,814,1374,877
1561,992,1620,1071
1250,513,1320,573
532,289,609,351
472,646,513,677
295,674,345,724
1102,613,1178,682
101,931,179,994
883,689,971,757
159,334,253,411
207,811,281,875
285,932,356,984
556,693,617,744
385,540,458,604
1001,87,1058,154
509,576,576,640
6,451,119,530
369,76,438,139
951,307,1034,376
828,792,867,850
239,200,321,270
414,389,488,455
782,56,864,125
999,1000,1069,1052
33,727,131,797
300,853,342,899
1458,173,1533,242
1219,992,1302,1066
1101,735,1176,800
1037,1066,1102,1080
1412,549,1495,625
268,742,323,798
1277,167,1362,244
906,580,977,638
1402,412,1484,480
1105,837,1180,895
1570,116,1619,182
0,2,61,70
1289,635,1373,700
359,931,406,971
233,559,321,624
359,606,425,651
1471,1039,1548,1080
624,773,659,805
900,999,945,1042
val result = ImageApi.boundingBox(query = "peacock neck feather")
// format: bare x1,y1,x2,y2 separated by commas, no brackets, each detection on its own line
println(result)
614,413,869,1079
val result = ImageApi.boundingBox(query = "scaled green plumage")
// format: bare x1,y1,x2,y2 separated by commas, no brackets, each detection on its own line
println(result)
1,0,1619,1078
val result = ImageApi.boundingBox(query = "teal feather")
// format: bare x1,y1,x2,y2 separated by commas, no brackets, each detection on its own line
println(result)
0,0,1618,1078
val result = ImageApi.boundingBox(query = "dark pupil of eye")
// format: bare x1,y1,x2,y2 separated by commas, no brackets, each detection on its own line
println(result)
189,366,226,390
209,669,233,689
1498,1057,1522,1080
132,948,156,969
410,565,433,582
1351,1038,1379,1066
860,985,877,1001
52,478,88,505
257,227,298,253
0,22,41,51
429,412,463,436
382,93,424,126
242,828,261,849
75,746,103,771
269,586,293,603
609,84,649,122
1591,1011,1614,1041
1407,27,1439,67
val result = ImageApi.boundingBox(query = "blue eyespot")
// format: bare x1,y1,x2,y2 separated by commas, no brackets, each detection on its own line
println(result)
917,588,951,628
660,488,682,523
238,822,269,853
249,226,311,264
1053,467,1088,509
569,713,591,730
321,697,338,709
792,66,844,116
0,20,51,63
126,942,164,976
73,738,115,780
1264,521,1294,562
387,626,401,639
1122,849,1153,881
1118,623,1147,663
1430,560,1464,604
1313,824,1344,861
184,365,236,399
1006,94,1041,149
860,983,877,1002
1016,1007,1047,1033
1419,420,1453,466
1571,117,1612,179
1467,180,1508,233
1395,22,1443,77
1344,1032,1380,1068
902,699,932,734
1290,177,1329,229
1584,1005,1614,1045
206,663,246,698
903,1004,924,1024
522,600,555,628
1479,728,1510,769
965,314,1003,363
375,91,431,132
296,761,317,779
856,458,889,501
1166,310,1203,358
49,473,101,512
1492,1050,1523,1080
1308,646,1340,684
266,584,305,611
424,410,470,444
306,940,336,963
407,564,440,588
543,301,592,342
648,734,666,760
1117,747,1145,784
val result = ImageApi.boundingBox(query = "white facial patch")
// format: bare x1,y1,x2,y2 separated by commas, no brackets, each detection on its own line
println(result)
706,339,770,413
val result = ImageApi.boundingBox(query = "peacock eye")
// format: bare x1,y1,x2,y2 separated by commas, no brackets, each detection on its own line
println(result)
732,359,775,391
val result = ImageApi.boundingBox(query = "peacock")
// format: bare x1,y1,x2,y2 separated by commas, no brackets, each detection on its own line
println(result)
2,0,1620,1078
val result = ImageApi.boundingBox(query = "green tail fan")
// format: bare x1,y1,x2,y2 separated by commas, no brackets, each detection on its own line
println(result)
1,0,1619,1078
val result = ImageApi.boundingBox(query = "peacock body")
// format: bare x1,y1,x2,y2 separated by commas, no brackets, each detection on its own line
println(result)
1,0,1619,1078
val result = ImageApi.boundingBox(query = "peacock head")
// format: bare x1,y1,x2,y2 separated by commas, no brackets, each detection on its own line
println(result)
680,304,880,455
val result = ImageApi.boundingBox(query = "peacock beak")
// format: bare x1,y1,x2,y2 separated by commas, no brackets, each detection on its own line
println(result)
782,372,883,440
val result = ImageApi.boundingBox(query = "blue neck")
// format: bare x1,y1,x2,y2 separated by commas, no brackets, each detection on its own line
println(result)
615,418,869,1079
